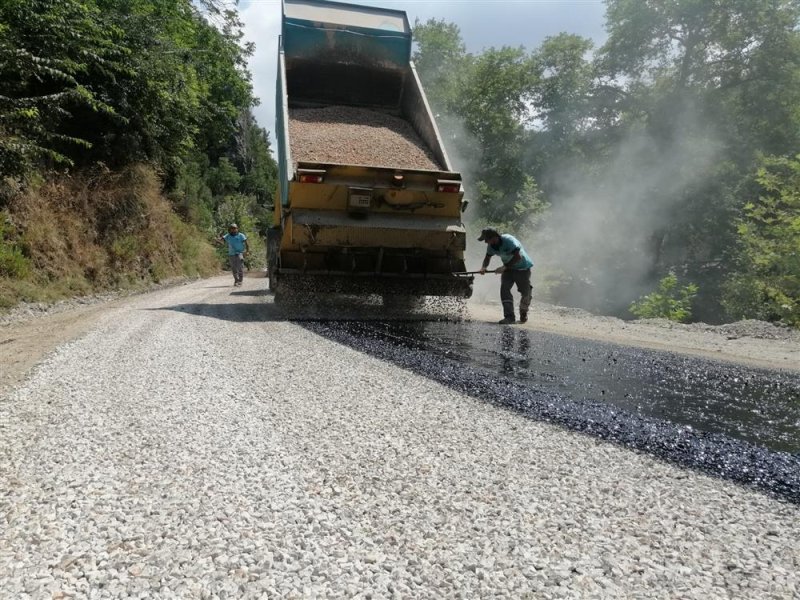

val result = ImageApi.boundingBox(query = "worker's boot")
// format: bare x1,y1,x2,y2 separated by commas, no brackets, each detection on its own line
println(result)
519,311,528,323
498,316,516,325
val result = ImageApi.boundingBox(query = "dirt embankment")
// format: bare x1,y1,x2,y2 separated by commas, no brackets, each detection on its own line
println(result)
0,165,219,311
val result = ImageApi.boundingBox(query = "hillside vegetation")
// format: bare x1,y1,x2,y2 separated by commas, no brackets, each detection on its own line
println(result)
0,0,277,309
0,165,220,308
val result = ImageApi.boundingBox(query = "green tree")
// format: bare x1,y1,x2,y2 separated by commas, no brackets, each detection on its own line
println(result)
455,46,539,223
0,0,261,178
723,155,800,326
599,0,800,160
525,33,603,193
0,0,124,175
532,34,595,147
412,19,468,112
591,0,800,319
82,0,255,172
207,157,241,197
235,110,278,207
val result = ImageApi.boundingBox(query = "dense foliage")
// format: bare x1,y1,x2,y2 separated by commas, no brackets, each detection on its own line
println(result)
414,0,800,326
0,0,276,276
723,155,800,326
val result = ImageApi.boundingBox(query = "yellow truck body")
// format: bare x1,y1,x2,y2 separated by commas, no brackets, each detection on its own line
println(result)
269,0,472,300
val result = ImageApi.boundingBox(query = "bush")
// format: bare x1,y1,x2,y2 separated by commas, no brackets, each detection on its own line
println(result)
629,272,698,322
0,243,30,278
0,213,30,278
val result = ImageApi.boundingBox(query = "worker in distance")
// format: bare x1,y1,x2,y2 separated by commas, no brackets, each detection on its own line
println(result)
217,223,249,287
478,228,534,324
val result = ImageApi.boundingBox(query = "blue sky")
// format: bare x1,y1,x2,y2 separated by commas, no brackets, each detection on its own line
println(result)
239,0,607,138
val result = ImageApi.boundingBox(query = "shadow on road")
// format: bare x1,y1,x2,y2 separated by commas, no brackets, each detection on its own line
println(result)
146,295,465,323
145,303,282,322
229,289,270,297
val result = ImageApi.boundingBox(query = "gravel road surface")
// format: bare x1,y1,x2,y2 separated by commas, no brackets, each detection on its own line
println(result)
1,276,798,598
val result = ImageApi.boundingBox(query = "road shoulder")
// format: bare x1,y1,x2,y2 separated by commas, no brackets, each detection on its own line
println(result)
468,301,800,373
0,300,133,394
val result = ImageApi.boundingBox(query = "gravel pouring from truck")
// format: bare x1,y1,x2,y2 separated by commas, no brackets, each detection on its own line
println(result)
269,0,472,300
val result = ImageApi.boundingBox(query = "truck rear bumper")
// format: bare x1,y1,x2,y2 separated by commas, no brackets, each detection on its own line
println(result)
288,209,466,252
274,270,473,298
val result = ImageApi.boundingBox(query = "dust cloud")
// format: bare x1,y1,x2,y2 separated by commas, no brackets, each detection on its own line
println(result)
456,104,721,316
439,117,502,306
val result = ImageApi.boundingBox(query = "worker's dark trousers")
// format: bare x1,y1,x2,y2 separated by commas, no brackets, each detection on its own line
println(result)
501,268,532,319
229,253,244,284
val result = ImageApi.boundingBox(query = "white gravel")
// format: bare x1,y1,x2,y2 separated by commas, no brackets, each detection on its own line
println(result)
1,276,798,599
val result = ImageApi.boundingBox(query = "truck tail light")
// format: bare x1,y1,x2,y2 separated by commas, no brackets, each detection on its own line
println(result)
437,179,461,193
298,169,326,184
299,174,323,183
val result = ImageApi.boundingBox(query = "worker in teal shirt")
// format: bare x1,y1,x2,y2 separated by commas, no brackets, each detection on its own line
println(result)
478,228,534,324
218,223,249,286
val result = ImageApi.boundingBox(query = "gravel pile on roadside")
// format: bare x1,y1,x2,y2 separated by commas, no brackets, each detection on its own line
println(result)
711,319,799,341
288,106,442,170
527,300,799,343
636,316,799,341
1,278,799,598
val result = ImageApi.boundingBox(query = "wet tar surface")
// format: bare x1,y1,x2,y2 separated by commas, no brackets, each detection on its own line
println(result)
302,319,800,503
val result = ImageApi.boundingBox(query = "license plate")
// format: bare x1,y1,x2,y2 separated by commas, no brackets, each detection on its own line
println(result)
349,193,371,208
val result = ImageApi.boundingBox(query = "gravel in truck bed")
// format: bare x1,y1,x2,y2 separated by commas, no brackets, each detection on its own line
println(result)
288,106,443,171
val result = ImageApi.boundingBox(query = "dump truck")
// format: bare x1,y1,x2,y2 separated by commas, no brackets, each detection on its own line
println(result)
268,0,472,302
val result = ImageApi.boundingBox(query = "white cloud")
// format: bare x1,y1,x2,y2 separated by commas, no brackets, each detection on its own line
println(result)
240,0,282,141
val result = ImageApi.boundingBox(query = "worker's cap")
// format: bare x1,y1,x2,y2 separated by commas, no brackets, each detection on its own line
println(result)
228,223,238,229
477,228,499,241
